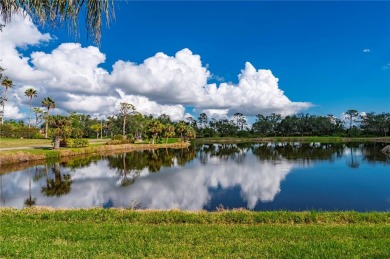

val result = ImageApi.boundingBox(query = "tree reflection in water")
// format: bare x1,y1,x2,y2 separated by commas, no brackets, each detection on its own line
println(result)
251,143,346,164
197,143,250,165
24,167,36,207
106,148,196,186
41,162,72,196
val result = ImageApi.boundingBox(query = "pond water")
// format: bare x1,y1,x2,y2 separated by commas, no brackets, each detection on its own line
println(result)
1,142,389,211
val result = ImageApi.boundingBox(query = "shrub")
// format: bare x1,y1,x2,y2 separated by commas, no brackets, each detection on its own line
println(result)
0,124,39,138
60,138,89,148
105,138,135,145
112,134,125,141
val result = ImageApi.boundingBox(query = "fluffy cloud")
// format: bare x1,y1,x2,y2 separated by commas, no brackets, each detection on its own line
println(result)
108,48,210,105
200,63,311,115
31,43,109,95
0,14,311,121
109,53,311,116
0,13,51,83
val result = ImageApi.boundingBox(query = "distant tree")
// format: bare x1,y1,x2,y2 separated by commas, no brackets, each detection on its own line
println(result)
1,76,13,125
24,88,38,129
186,116,198,129
33,107,44,128
119,102,136,138
41,97,56,138
157,114,172,124
184,126,196,141
278,115,297,136
68,112,84,138
233,112,247,131
215,119,238,137
164,124,175,144
360,112,390,136
89,123,102,139
176,121,187,142
198,113,208,128
253,113,281,136
148,120,164,144
344,109,359,129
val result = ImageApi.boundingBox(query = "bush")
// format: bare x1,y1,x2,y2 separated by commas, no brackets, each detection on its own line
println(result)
237,130,252,138
0,124,40,138
105,138,135,145
112,134,125,141
31,132,44,139
60,138,89,148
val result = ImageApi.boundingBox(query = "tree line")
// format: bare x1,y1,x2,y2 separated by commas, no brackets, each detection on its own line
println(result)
193,111,389,138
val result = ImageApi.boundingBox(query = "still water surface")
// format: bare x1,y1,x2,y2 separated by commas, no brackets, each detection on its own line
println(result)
1,142,389,211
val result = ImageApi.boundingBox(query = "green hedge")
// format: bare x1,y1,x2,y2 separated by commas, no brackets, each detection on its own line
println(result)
0,124,40,138
105,139,135,145
61,138,89,148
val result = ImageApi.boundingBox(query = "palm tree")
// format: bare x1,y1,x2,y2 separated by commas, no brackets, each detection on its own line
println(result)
24,88,38,129
0,0,114,45
1,76,13,125
176,121,187,142
148,120,164,145
184,126,196,142
164,124,175,144
41,97,56,138
49,115,72,149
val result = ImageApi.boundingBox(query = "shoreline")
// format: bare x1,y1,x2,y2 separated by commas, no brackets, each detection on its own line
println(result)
194,136,390,144
1,208,389,223
0,142,190,167
1,136,389,167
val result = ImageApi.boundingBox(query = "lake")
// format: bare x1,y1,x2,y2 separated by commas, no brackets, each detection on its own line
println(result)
1,142,389,211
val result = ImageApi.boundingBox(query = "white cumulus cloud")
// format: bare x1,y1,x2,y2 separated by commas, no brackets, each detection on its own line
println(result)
0,13,311,122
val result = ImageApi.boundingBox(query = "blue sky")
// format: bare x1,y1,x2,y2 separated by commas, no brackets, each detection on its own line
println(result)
1,1,389,121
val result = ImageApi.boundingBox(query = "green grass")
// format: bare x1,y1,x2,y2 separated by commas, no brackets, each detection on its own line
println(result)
0,209,389,258
0,138,52,148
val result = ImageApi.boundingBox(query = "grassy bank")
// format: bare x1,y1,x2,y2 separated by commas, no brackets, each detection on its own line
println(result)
0,142,190,165
0,138,52,148
1,209,389,258
0,138,110,148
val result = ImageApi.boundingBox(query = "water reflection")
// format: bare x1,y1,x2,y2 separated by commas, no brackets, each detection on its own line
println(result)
41,162,72,197
1,142,389,211
24,167,36,207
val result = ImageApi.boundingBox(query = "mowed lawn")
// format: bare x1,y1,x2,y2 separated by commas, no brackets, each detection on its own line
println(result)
0,138,52,148
0,138,107,149
1,209,389,258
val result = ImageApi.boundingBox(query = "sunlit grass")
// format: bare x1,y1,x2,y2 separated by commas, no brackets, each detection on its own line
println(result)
0,209,389,257
0,138,52,148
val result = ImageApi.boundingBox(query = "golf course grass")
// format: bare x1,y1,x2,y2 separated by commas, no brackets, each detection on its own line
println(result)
0,209,389,257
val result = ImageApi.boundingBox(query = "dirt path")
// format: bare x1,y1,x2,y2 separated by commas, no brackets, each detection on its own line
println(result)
0,145,52,151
